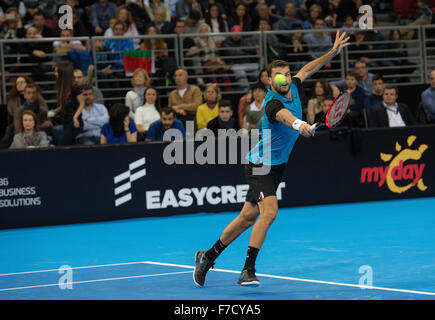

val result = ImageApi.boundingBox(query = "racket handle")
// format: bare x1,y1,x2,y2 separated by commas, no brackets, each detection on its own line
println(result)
311,123,319,131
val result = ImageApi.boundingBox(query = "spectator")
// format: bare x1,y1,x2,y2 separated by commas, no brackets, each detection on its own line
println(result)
18,26,52,84
313,95,334,131
124,0,151,34
90,0,117,35
194,22,229,84
75,85,109,145
103,17,118,37
52,61,85,146
286,24,310,71
196,83,221,130
0,0,26,19
401,0,433,40
305,0,330,19
100,103,138,144
307,79,333,124
9,110,49,149
6,76,43,123
176,0,202,20
168,68,203,125
146,107,186,142
13,83,52,136
72,9,91,37
254,19,282,63
204,3,228,46
167,19,200,64
420,70,435,123
368,85,417,128
227,2,252,31
348,30,370,61
134,86,161,140
115,7,140,49
341,14,356,29
368,74,385,110
147,6,174,34
32,10,56,37
53,28,86,55
245,82,266,130
200,0,226,19
125,68,151,120
303,18,332,60
336,0,359,24
387,29,416,83
184,8,202,34
273,0,307,17
207,100,240,135
330,59,374,96
140,25,169,59
276,2,303,41
303,3,323,29
73,68,104,105
0,7,25,55
146,0,172,22
252,2,280,27
221,25,260,91
237,68,268,129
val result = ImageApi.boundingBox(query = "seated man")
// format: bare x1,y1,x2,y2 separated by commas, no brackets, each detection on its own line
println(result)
168,69,203,127
146,107,186,142
420,70,435,123
368,85,417,128
207,100,240,135
76,85,109,145
73,68,104,105
330,59,375,96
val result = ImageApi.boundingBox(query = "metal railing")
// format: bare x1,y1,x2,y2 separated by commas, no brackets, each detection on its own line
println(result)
1,25,435,107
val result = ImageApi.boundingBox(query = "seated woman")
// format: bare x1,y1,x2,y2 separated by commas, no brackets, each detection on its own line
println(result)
115,7,141,49
134,87,161,141
100,103,137,144
125,68,151,120
306,79,333,124
140,25,169,59
10,110,49,149
196,84,221,130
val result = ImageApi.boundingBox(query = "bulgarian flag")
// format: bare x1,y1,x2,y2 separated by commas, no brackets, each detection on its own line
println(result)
123,50,155,73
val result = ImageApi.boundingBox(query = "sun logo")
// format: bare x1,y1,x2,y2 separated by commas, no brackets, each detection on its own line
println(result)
380,135,428,194
360,135,428,194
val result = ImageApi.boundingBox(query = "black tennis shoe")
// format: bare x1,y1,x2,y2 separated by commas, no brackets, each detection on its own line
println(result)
193,251,214,287
237,267,260,287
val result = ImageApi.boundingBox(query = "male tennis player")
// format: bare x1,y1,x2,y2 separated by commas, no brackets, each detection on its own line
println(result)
194,30,350,287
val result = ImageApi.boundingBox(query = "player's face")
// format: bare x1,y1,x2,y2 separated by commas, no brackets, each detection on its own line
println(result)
270,66,291,96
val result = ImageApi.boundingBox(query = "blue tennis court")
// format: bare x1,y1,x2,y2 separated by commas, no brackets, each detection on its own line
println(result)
0,197,434,300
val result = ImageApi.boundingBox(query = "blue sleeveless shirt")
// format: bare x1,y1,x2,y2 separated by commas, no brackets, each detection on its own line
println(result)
246,78,303,166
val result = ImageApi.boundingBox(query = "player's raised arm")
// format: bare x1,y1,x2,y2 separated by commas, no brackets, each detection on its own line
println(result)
295,30,350,83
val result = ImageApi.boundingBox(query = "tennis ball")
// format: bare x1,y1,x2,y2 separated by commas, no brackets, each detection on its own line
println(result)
274,74,286,85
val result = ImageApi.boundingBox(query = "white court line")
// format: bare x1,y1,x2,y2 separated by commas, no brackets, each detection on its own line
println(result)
1,260,434,297
143,261,435,297
0,270,192,292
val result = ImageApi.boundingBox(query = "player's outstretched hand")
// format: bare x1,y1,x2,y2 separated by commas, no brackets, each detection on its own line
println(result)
299,123,314,138
332,30,351,56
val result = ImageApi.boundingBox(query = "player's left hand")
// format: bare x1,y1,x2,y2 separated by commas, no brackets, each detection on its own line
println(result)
332,30,351,56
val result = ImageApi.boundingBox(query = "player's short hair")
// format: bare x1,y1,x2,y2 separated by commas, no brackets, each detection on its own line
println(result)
267,60,290,76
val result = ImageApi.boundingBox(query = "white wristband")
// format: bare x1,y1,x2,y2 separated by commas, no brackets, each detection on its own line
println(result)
292,119,306,131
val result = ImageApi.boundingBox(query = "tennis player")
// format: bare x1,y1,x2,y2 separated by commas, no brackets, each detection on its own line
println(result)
194,30,350,287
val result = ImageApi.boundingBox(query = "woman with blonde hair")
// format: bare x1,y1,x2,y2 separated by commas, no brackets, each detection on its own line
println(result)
10,110,49,149
196,83,221,130
125,68,151,119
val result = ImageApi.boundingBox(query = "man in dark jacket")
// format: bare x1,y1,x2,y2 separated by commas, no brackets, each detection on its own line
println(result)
207,100,239,135
368,85,416,128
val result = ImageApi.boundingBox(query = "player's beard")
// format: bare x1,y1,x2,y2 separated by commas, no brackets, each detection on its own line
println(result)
272,82,290,96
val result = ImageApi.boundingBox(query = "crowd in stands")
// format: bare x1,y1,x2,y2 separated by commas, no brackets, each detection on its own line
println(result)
0,0,434,150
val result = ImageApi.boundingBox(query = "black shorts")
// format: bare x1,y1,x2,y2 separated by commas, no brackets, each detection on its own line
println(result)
244,162,286,204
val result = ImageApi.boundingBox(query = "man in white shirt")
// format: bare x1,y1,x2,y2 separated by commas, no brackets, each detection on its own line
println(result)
76,85,109,145
368,85,416,128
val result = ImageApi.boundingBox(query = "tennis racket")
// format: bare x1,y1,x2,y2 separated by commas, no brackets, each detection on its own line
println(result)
310,90,351,131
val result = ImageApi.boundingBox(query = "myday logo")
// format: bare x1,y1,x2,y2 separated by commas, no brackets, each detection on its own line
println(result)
360,135,428,194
